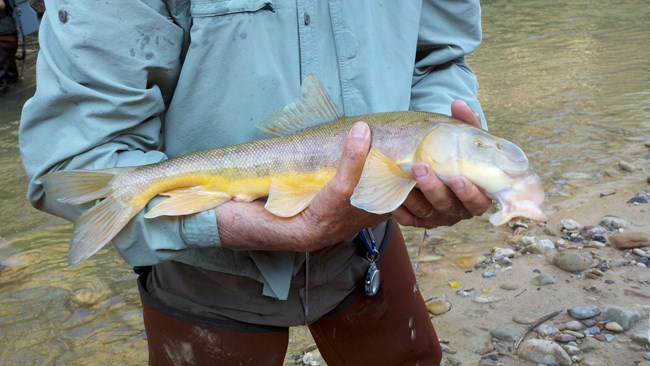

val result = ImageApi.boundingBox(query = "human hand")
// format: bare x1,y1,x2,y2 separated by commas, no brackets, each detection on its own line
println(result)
392,100,491,228
215,122,388,253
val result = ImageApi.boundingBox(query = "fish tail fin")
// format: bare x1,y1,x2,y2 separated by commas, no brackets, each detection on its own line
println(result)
68,195,137,265
41,168,138,265
41,168,126,204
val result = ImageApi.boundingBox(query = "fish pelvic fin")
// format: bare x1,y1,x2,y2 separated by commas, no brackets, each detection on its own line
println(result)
68,195,137,265
144,187,232,218
351,148,416,214
41,168,126,204
265,175,329,217
256,73,343,137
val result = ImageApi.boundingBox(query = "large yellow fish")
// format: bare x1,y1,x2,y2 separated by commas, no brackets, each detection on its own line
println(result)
42,74,546,265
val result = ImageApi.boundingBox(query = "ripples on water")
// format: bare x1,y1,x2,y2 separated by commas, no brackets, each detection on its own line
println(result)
1,1,649,364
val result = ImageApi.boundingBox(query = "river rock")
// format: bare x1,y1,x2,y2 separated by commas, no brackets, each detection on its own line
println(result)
581,225,607,238
531,273,556,286
627,191,649,204
536,323,559,337
490,326,520,343
427,300,452,315
567,305,601,320
600,215,627,230
562,344,581,355
564,320,583,331
605,321,624,332
492,247,516,260
516,339,572,366
555,333,577,343
560,219,581,231
512,314,536,325
619,160,637,172
601,306,641,330
609,232,650,249
553,251,592,272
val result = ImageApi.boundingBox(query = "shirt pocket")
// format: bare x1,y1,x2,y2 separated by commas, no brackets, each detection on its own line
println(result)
190,0,275,17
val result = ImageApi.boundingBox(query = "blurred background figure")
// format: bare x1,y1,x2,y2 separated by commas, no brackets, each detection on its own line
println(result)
0,0,39,94
0,0,19,94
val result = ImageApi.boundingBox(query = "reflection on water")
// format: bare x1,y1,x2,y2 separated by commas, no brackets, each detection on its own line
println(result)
1,1,649,364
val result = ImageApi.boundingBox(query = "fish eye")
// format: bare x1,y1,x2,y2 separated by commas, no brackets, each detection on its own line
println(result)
475,140,487,149
496,142,503,150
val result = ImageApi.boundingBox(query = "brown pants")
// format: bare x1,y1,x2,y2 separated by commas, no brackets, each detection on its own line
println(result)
141,223,441,365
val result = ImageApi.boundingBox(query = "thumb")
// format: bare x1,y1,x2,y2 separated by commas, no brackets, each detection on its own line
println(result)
331,122,371,194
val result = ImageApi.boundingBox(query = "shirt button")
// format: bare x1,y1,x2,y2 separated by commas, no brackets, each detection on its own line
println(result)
304,12,310,26
58,10,68,23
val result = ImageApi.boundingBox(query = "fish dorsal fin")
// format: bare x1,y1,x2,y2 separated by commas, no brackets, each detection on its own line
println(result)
144,187,231,218
351,148,416,214
265,174,331,217
256,73,343,136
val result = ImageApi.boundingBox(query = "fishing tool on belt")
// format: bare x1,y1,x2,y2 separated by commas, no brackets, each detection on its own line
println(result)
359,228,380,296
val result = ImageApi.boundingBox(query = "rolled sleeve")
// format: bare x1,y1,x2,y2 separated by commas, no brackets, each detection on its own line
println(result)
410,0,487,129
18,0,217,265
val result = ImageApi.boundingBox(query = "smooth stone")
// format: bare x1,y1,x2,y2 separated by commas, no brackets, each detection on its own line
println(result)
512,315,536,325
554,333,576,343
567,305,601,320
536,323,559,337
539,239,556,252
427,300,452,315
609,232,650,250
553,251,593,272
516,339,572,366
500,283,520,291
644,352,650,361
619,160,637,172
492,247,516,260
584,326,601,336
561,344,581,355
601,306,641,330
633,248,649,257
564,320,583,331
473,294,502,304
490,327,520,343
482,271,496,278
627,191,649,204
600,215,628,230
531,273,556,286
560,219,582,231
582,318,598,327
581,225,607,238
520,236,536,246
604,334,616,343
563,330,585,338
605,322,624,332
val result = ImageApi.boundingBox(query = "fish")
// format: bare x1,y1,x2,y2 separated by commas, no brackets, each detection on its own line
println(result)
41,74,546,265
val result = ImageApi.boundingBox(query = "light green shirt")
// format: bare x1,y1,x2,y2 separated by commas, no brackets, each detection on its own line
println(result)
20,0,484,299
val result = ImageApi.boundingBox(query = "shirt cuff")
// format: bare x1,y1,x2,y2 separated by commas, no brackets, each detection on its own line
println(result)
181,209,222,248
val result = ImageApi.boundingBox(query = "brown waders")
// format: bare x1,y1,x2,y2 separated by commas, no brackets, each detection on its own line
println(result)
139,222,442,365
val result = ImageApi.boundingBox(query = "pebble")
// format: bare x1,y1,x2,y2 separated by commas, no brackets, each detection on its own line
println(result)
600,215,627,230
601,306,641,330
634,248,649,257
567,305,601,320
609,232,650,249
584,326,601,336
560,219,582,231
520,236,536,246
516,339,572,366
473,294,502,304
563,330,585,339
531,273,556,286
645,352,650,361
490,326,520,343
492,247,516,260
564,320,583,331
627,191,649,204
604,334,616,343
589,240,606,248
427,300,452,315
562,344,581,355
582,318,598,327
552,251,593,272
536,323,559,337
482,271,496,278
618,160,637,172
581,225,607,238
555,333,577,343
513,315,536,325
500,283,520,291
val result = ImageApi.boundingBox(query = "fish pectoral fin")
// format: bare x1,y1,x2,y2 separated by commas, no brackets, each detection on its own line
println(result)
144,187,232,218
256,73,343,136
351,148,416,214
265,177,323,217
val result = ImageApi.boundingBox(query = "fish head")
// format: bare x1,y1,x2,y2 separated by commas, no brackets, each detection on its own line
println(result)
416,123,547,226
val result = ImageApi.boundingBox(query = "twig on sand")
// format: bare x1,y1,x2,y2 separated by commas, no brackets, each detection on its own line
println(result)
514,310,563,350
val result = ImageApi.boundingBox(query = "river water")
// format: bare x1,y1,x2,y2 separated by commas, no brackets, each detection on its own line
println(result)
1,1,648,364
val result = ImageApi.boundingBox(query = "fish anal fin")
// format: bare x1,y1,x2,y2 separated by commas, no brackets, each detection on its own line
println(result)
265,174,330,217
351,148,416,214
144,187,231,218
256,74,343,136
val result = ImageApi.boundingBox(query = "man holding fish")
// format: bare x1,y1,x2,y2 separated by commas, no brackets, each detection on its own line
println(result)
19,1,543,365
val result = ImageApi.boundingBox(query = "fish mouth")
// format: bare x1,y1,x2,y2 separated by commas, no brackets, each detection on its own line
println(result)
489,200,547,226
